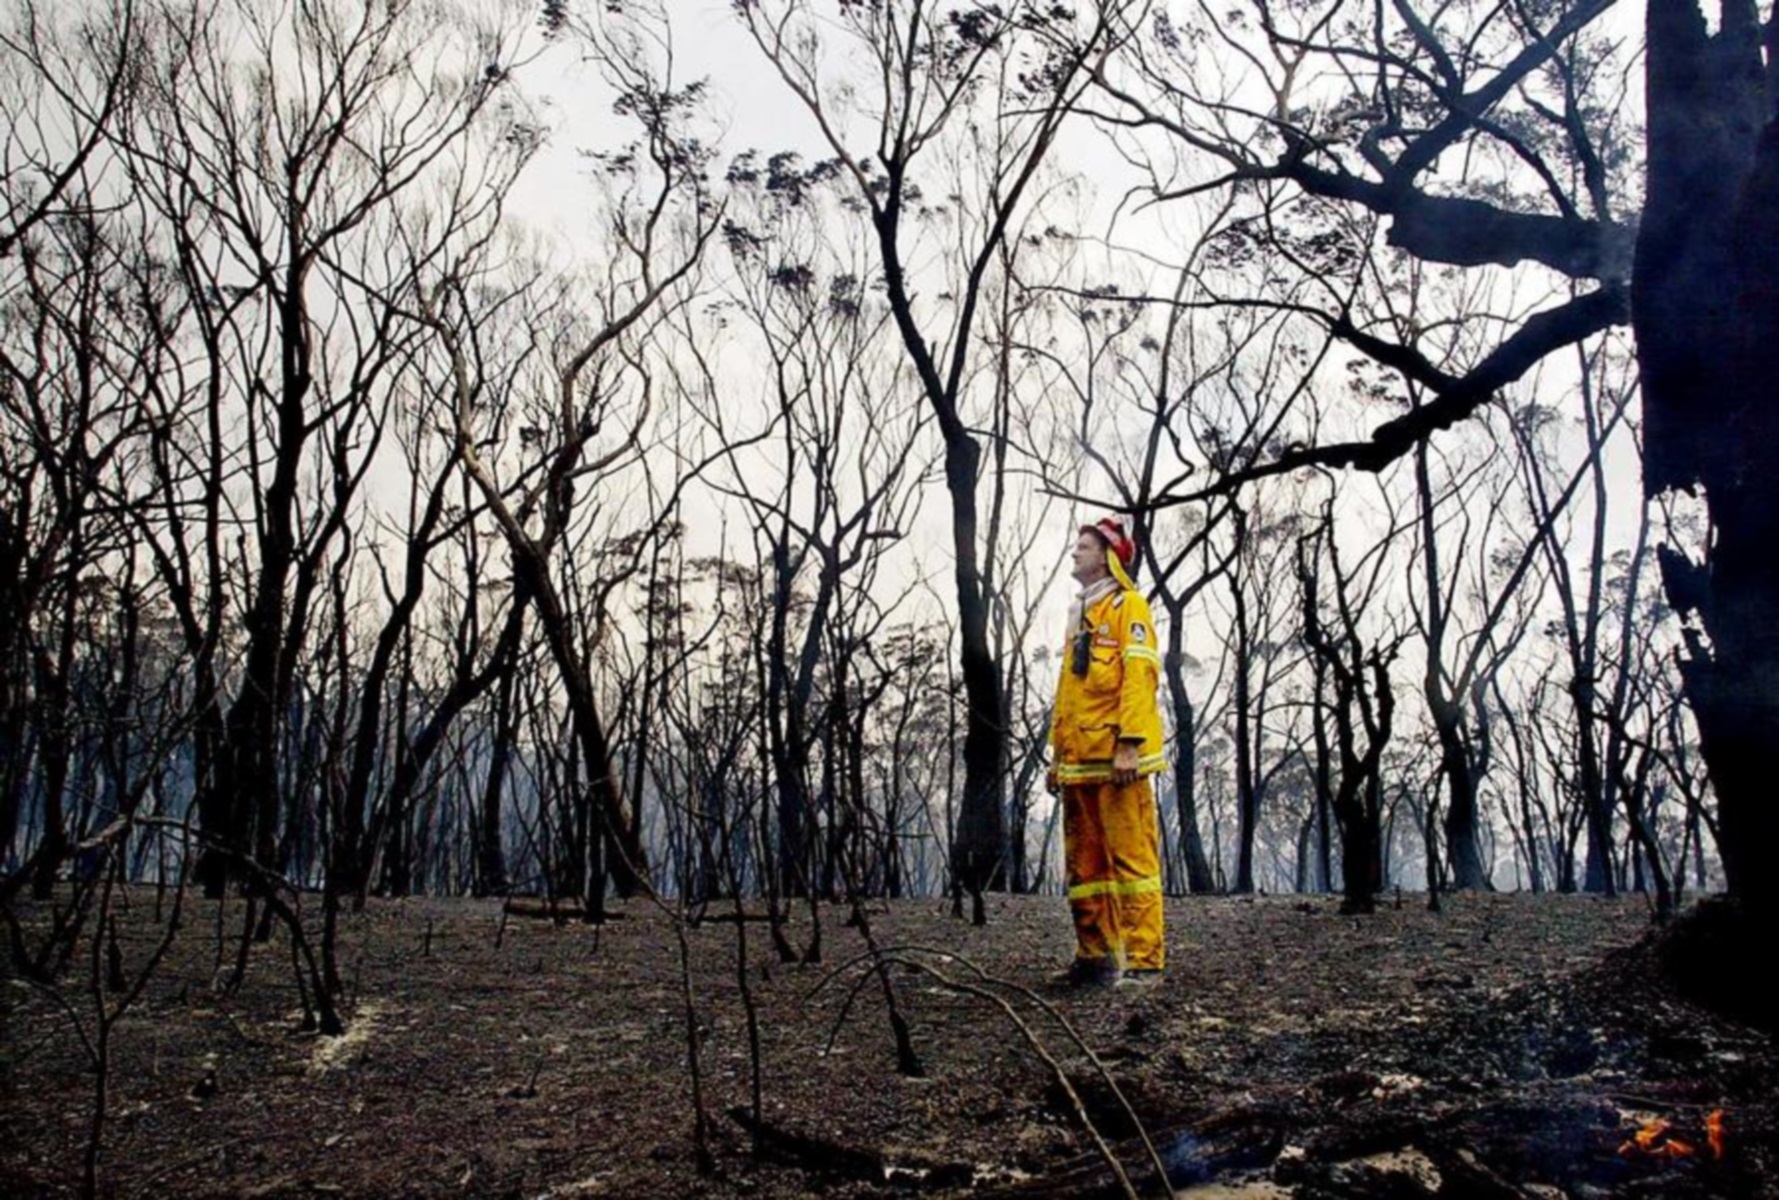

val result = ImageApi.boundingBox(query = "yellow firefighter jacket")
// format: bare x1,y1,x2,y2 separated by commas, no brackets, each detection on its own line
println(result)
1051,586,1166,785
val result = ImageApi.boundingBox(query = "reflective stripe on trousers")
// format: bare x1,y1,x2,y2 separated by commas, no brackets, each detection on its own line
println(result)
1061,777,1165,971
1056,753,1168,784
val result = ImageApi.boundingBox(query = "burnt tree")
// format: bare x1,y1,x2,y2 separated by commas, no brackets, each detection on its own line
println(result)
741,0,1134,922
1296,503,1403,914
1100,0,1778,911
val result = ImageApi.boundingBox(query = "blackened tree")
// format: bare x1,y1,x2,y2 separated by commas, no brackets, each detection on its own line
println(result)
739,0,1135,923
1099,0,1779,915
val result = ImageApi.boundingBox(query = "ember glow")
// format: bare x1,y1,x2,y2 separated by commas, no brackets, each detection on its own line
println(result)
1706,1110,1727,1160
1617,1111,1728,1161
1618,1117,1696,1159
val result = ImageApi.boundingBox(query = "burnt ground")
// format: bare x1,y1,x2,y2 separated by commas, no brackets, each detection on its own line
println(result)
2,890,1773,1199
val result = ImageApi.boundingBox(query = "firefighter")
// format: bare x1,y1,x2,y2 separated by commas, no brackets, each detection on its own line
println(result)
1047,516,1166,986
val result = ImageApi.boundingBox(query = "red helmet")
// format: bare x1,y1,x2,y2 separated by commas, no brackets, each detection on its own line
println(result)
1081,515,1136,570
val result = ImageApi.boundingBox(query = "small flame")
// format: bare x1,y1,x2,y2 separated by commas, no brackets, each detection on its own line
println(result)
1706,1110,1727,1160
1618,1117,1696,1159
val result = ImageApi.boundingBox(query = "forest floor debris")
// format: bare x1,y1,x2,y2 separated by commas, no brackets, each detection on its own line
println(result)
2,891,1772,1198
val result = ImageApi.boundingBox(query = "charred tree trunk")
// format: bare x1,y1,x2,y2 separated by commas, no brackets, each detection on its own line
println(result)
0,508,32,869
935,411,1006,922
475,659,518,898
202,525,293,897
514,544,647,898
198,244,317,898
736,0,1113,926
1163,625,1217,894
1232,562,1260,895
1637,0,1779,921
1430,699,1489,891
765,529,810,901
1297,527,1398,914
1309,692,1336,896
1415,442,1490,891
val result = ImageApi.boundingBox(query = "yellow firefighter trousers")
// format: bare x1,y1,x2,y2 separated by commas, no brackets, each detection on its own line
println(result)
1062,778,1165,971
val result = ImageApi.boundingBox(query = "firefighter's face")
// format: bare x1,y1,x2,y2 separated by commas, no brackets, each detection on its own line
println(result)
1072,530,1110,584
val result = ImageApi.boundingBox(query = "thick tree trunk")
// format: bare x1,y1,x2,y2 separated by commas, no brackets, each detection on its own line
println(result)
1414,439,1489,892
1337,785,1383,915
770,732,806,899
866,168,1011,924
946,439,1008,924
1311,717,1335,894
1431,707,1489,891
1636,0,1779,920
474,665,517,898
199,273,313,898
1697,135,1779,920
1337,690,1393,913
203,589,287,898
1231,576,1259,894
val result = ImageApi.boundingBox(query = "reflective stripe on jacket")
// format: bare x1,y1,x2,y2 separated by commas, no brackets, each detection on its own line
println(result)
1051,587,1164,783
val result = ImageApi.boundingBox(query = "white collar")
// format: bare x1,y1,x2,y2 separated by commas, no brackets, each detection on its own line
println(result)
1067,575,1120,632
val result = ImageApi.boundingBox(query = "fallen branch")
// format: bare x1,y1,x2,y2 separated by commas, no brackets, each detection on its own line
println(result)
812,945,1164,1200
980,1103,1291,1200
